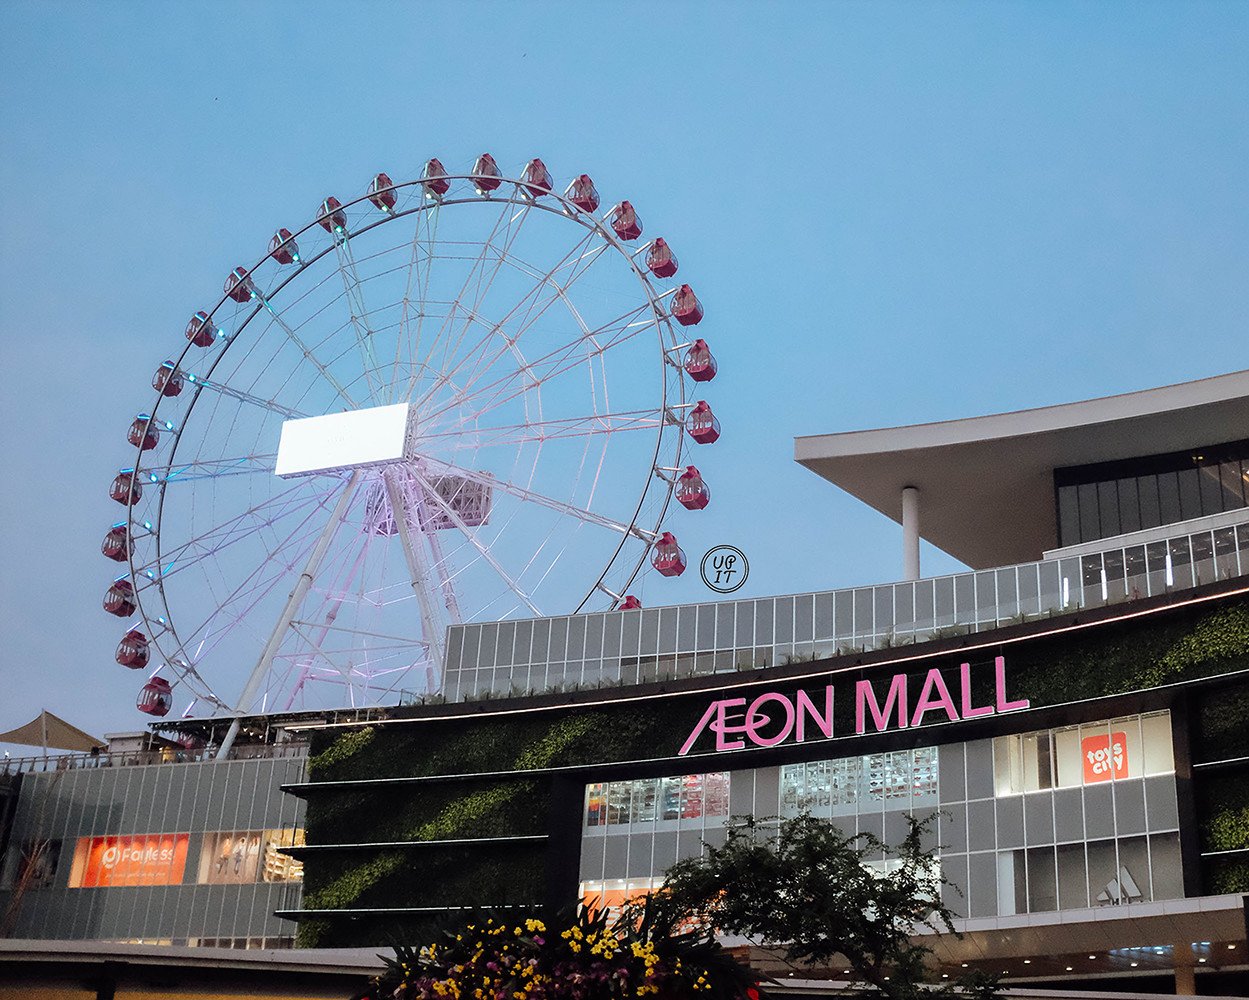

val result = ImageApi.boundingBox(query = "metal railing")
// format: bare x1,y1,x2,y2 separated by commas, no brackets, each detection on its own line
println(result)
442,513,1249,702
0,740,308,776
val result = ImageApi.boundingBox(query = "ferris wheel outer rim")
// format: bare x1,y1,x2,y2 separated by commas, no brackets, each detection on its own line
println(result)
117,169,698,714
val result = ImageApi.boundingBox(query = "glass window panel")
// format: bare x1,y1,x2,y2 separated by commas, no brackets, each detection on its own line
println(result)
1191,531,1215,586
780,764,804,817
853,589,873,638
1058,485,1080,547
714,602,734,649
496,622,516,667
1097,480,1121,539
755,599,775,645
639,609,660,654
704,773,729,817
1221,460,1248,508
794,594,814,642
1054,727,1082,787
601,614,621,661
1018,565,1040,616
631,779,659,824
1115,478,1141,534
734,602,754,647
1103,549,1127,602
1214,527,1238,580
566,617,587,660
585,784,606,827
658,608,679,653
975,571,997,622
934,577,955,625
1124,545,1147,599
512,620,533,665
1140,712,1174,774
1116,836,1150,902
953,574,974,620
695,605,716,650
814,593,834,641
656,778,679,823
1026,847,1058,912
1167,536,1193,589
774,597,794,643
548,618,570,661
1086,839,1118,906
1198,462,1226,514
873,587,894,631
583,617,604,659
994,735,1023,796
1148,833,1183,900
1177,467,1202,521
1077,483,1101,542
1157,472,1182,527
996,569,1018,618
1056,843,1088,909
676,606,696,649
1137,474,1162,529
833,589,854,638
913,579,935,631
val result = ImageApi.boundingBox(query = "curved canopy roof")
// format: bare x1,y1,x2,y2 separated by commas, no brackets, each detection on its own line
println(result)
795,369,1249,569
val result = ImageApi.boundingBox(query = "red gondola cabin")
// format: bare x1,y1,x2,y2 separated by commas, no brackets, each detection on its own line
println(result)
128,416,159,452
683,339,717,382
102,525,133,562
472,153,502,193
671,284,704,326
224,266,253,303
269,228,299,264
137,677,173,717
687,401,720,444
565,174,600,213
522,158,553,198
646,238,679,278
676,466,711,510
368,172,397,212
185,311,217,347
422,158,451,197
153,362,184,397
611,201,643,241
116,629,149,669
110,470,142,506
619,595,643,610
103,579,137,617
651,532,686,577
318,196,347,233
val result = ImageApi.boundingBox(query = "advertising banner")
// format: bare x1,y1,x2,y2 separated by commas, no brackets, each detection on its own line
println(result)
69,833,189,888
1082,731,1129,783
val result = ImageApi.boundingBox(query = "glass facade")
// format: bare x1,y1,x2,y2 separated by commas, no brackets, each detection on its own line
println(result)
1056,440,1249,547
443,517,1249,703
0,753,307,947
578,711,1180,923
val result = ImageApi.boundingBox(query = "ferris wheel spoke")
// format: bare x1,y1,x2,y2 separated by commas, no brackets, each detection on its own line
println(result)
408,466,542,617
253,290,359,409
332,238,385,403
421,300,653,429
140,485,331,584
412,232,605,415
141,453,278,484
405,197,537,408
396,201,441,405
181,374,309,420
382,470,447,669
422,408,666,450
415,456,645,541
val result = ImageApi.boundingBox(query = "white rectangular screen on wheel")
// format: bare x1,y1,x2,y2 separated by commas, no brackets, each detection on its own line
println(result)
275,403,415,478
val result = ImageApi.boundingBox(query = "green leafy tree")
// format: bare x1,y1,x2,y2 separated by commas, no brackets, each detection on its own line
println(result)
634,813,998,1000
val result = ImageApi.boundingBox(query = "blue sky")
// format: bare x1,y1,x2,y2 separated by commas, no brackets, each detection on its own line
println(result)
1,2,1246,743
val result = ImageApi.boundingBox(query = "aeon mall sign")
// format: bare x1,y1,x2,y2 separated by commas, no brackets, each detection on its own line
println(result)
679,656,1029,756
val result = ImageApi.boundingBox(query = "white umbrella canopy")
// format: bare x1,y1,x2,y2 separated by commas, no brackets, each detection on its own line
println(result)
0,710,104,753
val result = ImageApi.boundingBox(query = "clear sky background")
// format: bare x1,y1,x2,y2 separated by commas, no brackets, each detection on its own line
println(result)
1,2,1245,745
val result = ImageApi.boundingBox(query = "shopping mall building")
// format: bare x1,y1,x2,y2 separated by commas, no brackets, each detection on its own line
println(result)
3,370,1248,994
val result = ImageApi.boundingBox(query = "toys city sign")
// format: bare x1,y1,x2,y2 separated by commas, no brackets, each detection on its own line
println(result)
678,656,1029,756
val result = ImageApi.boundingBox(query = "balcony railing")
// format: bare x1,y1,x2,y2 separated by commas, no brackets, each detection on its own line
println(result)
0,741,308,776
439,513,1249,703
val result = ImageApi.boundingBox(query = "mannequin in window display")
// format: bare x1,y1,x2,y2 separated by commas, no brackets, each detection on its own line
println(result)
246,836,260,879
232,837,245,876
215,836,234,876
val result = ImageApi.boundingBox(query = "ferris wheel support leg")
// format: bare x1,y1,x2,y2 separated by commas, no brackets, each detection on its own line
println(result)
383,471,447,685
216,470,362,760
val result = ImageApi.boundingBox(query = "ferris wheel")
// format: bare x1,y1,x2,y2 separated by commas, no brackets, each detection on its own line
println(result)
100,155,722,725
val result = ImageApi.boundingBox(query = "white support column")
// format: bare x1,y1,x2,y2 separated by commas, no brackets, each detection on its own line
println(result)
902,486,921,581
